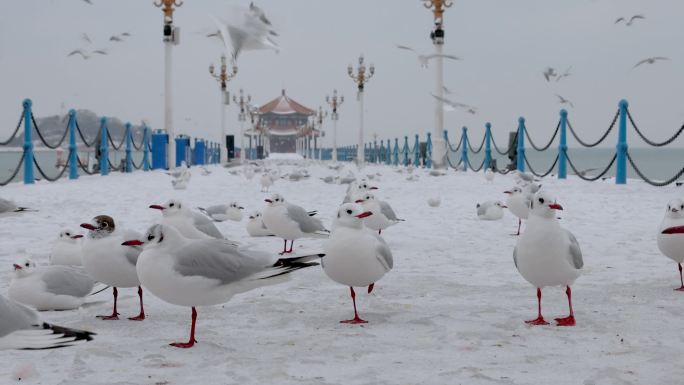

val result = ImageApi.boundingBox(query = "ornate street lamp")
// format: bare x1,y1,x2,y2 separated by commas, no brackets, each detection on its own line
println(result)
347,55,375,166
313,106,328,160
208,55,237,163
233,89,251,164
325,90,344,161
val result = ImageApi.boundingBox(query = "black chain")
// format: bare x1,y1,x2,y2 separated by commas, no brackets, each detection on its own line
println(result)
525,121,560,151
77,156,97,175
627,111,684,147
107,129,126,151
467,134,486,154
0,113,23,146
131,133,145,151
446,136,462,152
627,151,684,186
567,110,618,148
75,121,98,148
491,133,513,155
564,149,616,181
497,168,511,175
33,156,68,182
31,113,68,149
524,154,559,178
108,158,122,171
131,157,143,170
0,153,26,186
468,156,486,172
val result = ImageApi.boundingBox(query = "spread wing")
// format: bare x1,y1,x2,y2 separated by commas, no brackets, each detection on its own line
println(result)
42,267,95,298
0,295,37,337
565,230,583,269
286,204,325,233
173,240,265,284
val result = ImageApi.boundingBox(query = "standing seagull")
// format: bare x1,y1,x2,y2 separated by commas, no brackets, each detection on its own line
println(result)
396,45,460,68
633,57,670,69
246,211,275,237
50,229,84,266
355,193,404,234
0,294,95,350
0,197,35,216
150,200,224,239
262,193,328,254
514,192,583,326
657,199,684,290
123,224,322,348
80,215,145,321
197,202,244,222
504,186,532,235
322,204,393,324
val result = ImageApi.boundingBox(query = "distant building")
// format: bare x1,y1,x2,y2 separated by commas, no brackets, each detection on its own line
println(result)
257,90,315,153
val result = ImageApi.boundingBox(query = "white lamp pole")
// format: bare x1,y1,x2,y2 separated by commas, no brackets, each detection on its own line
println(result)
233,89,251,164
209,55,237,164
347,55,374,166
325,90,343,161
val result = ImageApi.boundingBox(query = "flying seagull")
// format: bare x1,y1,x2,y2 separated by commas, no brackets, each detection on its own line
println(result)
633,56,670,69
67,50,90,60
543,67,557,82
556,66,572,82
121,32,131,37
396,45,461,68
208,7,279,62
615,14,645,26
81,0,93,4
109,35,124,42
249,2,271,26
92,49,108,55
555,94,574,108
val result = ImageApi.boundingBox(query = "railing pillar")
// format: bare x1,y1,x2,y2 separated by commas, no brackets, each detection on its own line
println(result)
373,140,378,164
426,132,433,169
616,99,628,184
461,127,469,172
516,117,526,172
413,134,420,167
393,138,399,166
100,117,109,176
22,99,34,184
125,123,133,173
484,123,492,172
142,126,150,171
403,136,409,166
558,110,568,179
68,109,79,180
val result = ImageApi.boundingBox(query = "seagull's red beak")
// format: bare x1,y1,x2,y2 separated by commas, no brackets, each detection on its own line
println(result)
355,199,364,203
503,190,512,194
80,223,96,230
356,211,373,218
149,204,164,210
549,203,564,211
71,234,84,239
662,226,684,235
122,240,144,246
264,199,272,203
13,264,22,270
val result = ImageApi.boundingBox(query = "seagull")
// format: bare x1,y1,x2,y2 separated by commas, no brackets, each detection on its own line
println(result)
246,211,275,237
197,202,244,222
657,199,684,290
476,201,507,221
67,50,89,59
109,35,124,42
0,198,35,216
485,168,495,182
504,186,533,236
556,66,572,82
513,192,582,326
150,200,225,240
260,173,274,192
92,49,108,56
633,56,670,69
121,32,131,37
80,215,145,321
355,193,404,234
208,5,279,62
322,203,393,324
81,0,93,4
8,259,102,311
50,229,84,266
0,294,95,350
466,107,478,115
262,193,328,255
123,224,323,348
615,14,645,26
555,94,574,108
343,180,378,204
171,178,188,190
430,94,472,112
249,2,272,26
543,67,557,82
396,45,461,68
427,196,441,207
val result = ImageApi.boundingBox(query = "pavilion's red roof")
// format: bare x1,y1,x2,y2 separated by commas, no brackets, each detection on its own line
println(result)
258,90,315,115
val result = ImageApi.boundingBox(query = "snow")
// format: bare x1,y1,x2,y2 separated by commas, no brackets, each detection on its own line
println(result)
266,152,303,160
0,161,683,384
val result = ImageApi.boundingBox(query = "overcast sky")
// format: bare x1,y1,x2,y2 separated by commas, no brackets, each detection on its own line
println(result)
0,0,682,148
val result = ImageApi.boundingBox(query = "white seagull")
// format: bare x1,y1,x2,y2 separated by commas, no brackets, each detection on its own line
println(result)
150,200,224,239
342,180,378,204
49,229,84,266
485,168,495,182
633,56,670,69
504,185,540,235
198,202,245,222
396,44,461,68
322,204,393,324
123,224,322,348
657,199,684,290
260,173,274,192
615,14,645,26
262,193,328,254
355,193,404,234
513,192,582,326
476,201,507,221
0,294,95,350
0,197,35,216
80,215,145,321
246,211,275,237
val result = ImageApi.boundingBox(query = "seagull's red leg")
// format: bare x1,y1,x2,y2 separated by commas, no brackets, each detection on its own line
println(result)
170,307,197,348
674,263,684,291
128,286,145,321
287,240,294,253
368,283,375,294
378,229,382,235
278,239,288,255
341,287,368,324
555,286,576,326
525,288,548,325
97,287,120,320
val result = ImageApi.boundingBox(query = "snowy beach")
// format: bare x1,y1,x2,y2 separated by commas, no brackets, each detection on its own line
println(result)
1,162,683,385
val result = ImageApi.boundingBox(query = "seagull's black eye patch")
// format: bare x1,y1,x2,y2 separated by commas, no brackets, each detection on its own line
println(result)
346,209,352,215
147,235,155,241
25,262,29,267
538,198,545,204
169,203,175,207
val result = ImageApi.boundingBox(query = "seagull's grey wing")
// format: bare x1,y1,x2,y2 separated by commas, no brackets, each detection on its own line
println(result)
192,212,224,239
630,14,645,21
633,59,649,68
614,17,625,24
653,56,670,61
0,295,37,337
0,198,16,213
374,236,393,271
286,204,325,233
173,240,262,284
42,267,95,298
92,49,108,55
396,44,415,52
513,246,518,270
379,201,400,221
565,230,583,269
206,205,228,215
439,54,461,60
476,203,487,216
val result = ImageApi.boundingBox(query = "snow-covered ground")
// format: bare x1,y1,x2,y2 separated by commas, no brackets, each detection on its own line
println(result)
1,161,683,385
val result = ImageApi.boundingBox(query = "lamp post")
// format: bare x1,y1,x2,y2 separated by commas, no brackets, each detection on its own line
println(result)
325,90,344,161
313,106,328,160
208,55,237,164
154,0,183,168
247,105,259,160
233,89,251,164
347,55,375,166
423,0,452,169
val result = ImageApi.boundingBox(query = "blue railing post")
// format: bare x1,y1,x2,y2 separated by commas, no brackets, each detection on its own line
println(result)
403,136,409,166
68,109,78,180
461,127,469,172
142,126,150,171
484,123,492,172
373,140,378,163
125,123,133,173
393,138,399,166
616,99,628,184
413,134,420,167
22,99,34,184
426,132,433,169
385,140,391,165
99,117,109,176
558,110,568,179
516,117,526,172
